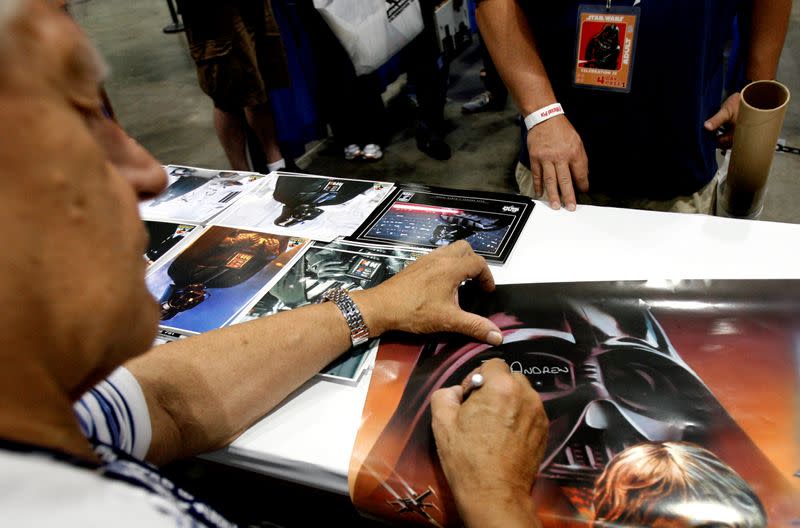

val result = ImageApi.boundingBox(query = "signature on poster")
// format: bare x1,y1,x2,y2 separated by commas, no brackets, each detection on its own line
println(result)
509,361,570,376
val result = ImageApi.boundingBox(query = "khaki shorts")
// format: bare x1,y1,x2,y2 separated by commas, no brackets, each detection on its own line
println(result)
514,162,717,214
183,2,290,112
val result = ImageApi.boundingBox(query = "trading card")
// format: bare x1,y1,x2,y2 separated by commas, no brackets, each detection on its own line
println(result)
350,185,534,263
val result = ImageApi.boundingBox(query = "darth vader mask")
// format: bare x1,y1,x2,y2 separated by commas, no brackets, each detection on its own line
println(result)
274,204,324,227
428,300,727,484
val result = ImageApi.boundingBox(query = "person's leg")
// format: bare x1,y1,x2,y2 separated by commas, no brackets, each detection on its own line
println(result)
406,0,451,160
480,36,508,104
244,103,284,165
213,107,250,171
462,36,508,114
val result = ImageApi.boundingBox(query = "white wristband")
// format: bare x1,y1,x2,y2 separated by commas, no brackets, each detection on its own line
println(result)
524,103,564,130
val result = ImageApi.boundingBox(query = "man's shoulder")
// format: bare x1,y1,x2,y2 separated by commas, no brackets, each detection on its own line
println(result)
0,445,236,527
0,448,182,526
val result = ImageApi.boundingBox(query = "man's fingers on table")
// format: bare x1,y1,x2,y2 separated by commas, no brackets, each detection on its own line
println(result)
531,161,543,198
556,161,576,211
543,162,560,210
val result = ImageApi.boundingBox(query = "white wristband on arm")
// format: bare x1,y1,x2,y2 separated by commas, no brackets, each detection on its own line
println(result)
524,103,564,130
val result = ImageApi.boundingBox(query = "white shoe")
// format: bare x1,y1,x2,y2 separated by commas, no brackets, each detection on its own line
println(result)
362,144,383,161
344,144,362,160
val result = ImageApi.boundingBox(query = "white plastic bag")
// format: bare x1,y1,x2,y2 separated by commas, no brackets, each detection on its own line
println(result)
314,0,424,75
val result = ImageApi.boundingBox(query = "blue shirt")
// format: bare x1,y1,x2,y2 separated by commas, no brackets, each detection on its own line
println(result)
519,0,741,198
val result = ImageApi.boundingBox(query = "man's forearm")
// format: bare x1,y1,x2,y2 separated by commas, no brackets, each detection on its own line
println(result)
747,0,792,80
476,0,557,114
127,290,384,465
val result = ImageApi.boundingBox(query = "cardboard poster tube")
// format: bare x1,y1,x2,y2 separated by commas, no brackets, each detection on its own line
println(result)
718,80,791,218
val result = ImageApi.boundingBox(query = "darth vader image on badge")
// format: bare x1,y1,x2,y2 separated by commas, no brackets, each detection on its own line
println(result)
350,281,800,527
581,23,622,70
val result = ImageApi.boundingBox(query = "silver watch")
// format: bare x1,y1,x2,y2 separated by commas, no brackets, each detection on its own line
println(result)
321,288,370,347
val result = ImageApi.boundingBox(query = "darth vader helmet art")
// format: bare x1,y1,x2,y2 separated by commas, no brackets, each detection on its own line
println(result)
430,300,724,484
274,204,324,227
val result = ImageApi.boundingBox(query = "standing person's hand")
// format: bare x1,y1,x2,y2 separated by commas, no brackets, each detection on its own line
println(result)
527,115,589,211
352,241,503,345
704,92,741,150
431,359,549,528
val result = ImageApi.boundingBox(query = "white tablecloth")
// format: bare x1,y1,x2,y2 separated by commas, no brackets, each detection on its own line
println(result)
204,201,800,494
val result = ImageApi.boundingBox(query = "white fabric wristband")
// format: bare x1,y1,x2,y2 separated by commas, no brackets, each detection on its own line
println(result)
524,103,564,130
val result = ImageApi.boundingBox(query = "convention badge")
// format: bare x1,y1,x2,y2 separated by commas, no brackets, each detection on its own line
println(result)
573,4,639,93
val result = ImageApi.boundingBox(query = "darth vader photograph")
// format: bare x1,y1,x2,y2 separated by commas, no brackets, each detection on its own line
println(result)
352,187,532,263
362,204,514,255
234,241,424,381
216,173,394,242
145,226,307,335
238,241,424,321
350,280,800,527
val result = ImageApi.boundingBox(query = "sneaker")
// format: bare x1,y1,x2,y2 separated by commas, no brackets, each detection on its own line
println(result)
461,91,504,114
344,144,362,160
362,143,383,161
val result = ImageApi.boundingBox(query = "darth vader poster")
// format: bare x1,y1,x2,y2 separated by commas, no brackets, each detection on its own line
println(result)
349,280,800,527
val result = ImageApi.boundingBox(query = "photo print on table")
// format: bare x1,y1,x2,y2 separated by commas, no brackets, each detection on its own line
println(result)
234,241,426,382
214,173,394,242
146,226,308,336
140,165,265,224
350,185,533,263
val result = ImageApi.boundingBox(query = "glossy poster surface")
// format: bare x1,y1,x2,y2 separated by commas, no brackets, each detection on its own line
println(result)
350,280,800,527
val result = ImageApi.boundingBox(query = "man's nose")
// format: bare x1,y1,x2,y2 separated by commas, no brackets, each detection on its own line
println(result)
114,134,167,201
90,115,167,200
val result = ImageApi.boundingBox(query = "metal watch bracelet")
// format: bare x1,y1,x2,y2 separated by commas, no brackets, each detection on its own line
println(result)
321,288,370,347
